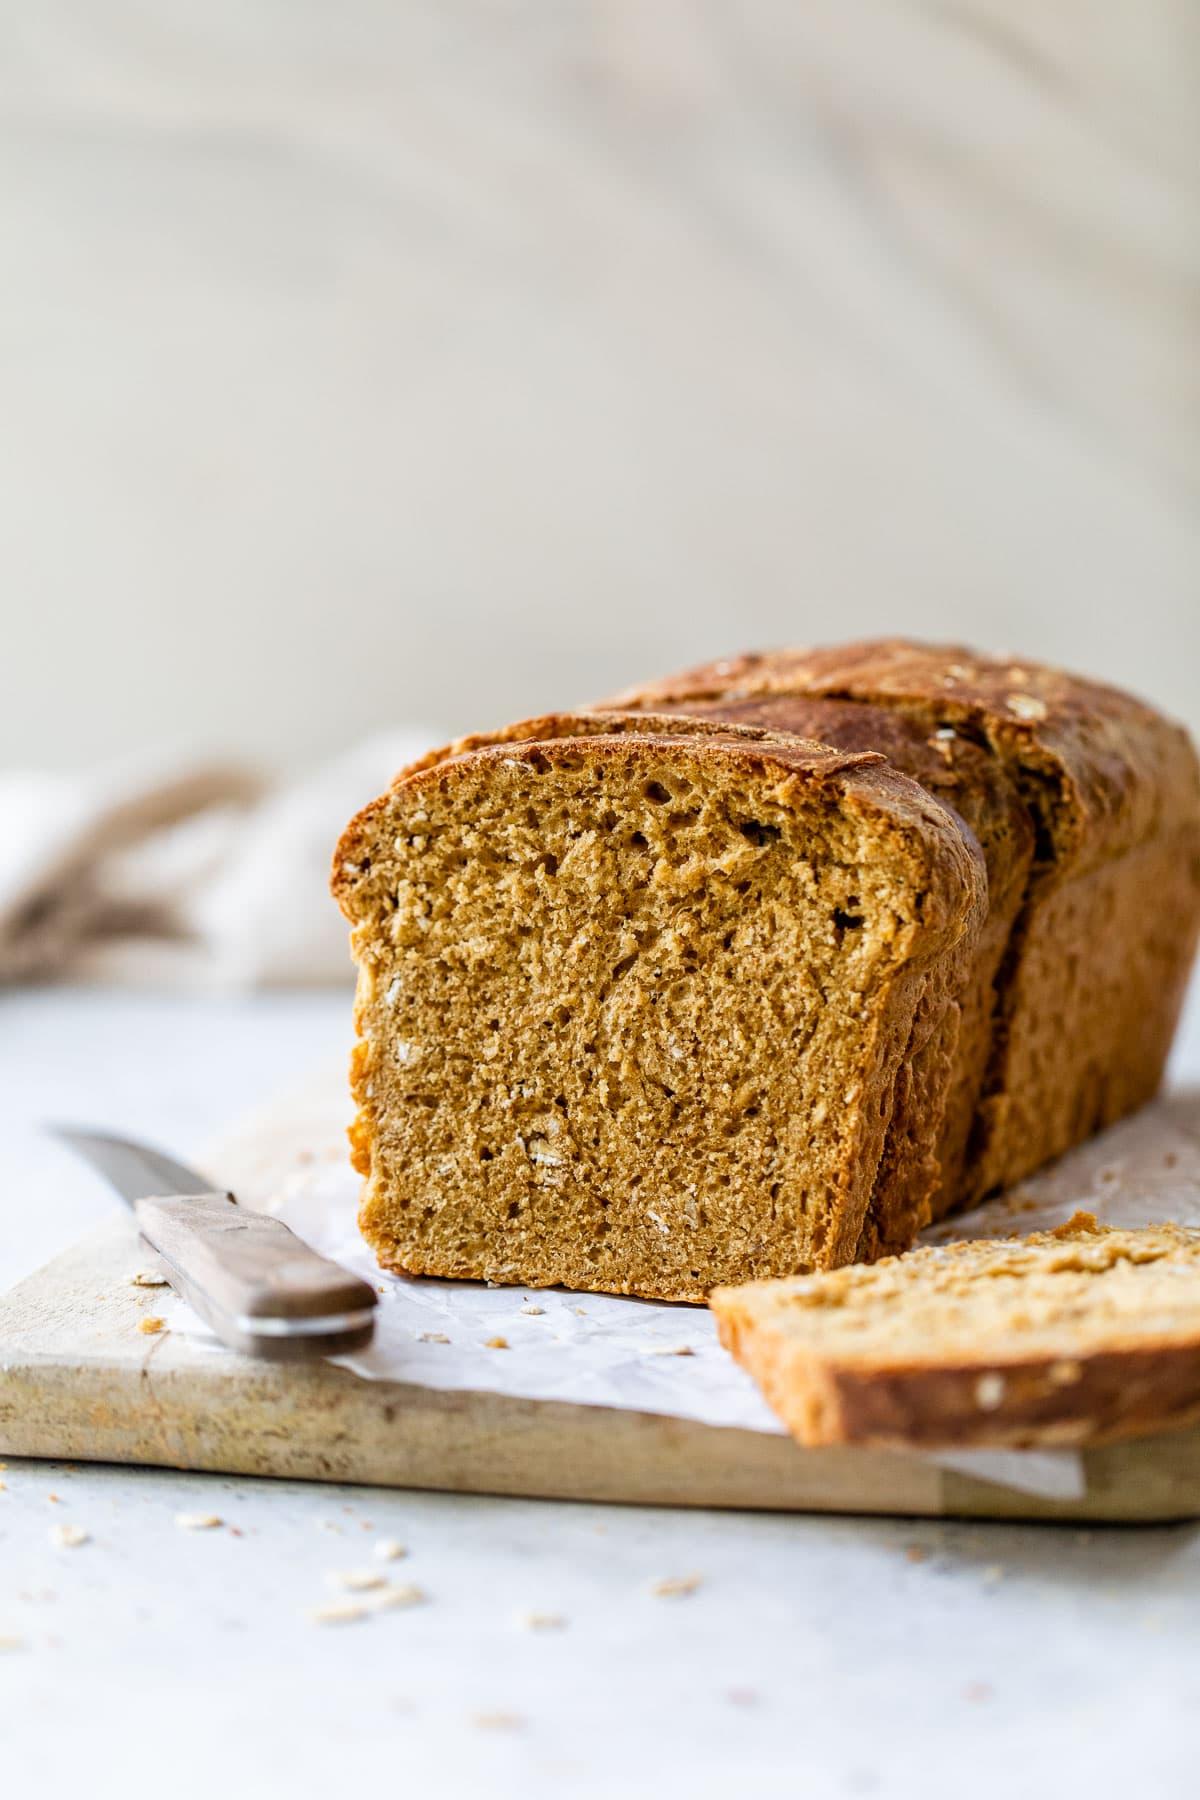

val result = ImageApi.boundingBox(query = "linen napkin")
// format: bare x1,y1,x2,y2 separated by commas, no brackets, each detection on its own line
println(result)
0,732,436,988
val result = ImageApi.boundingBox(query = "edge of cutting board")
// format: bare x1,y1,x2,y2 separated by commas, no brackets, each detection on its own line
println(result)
3,1214,1200,1521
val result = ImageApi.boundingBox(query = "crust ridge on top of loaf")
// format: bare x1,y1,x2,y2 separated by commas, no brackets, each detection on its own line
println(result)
333,729,985,1301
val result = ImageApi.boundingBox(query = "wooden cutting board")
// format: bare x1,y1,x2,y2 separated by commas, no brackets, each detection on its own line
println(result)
4,1088,1200,1523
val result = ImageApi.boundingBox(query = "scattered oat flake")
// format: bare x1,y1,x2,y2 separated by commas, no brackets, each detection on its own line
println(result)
130,1270,169,1288
650,1573,702,1598
49,1524,89,1549
310,1601,369,1626
572,1306,587,1316
517,1610,566,1631
328,1569,387,1593
419,1332,450,1344
138,1316,166,1335
374,1539,407,1562
649,1344,694,1357
473,1712,524,1732
368,1583,426,1611
175,1512,223,1530
1006,693,1047,723
519,1304,545,1316
974,1373,1006,1411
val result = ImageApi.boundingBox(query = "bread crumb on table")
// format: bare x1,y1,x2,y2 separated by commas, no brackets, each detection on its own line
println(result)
649,1573,702,1599
904,1546,929,1564
519,1304,545,1316
175,1513,223,1530
138,1316,166,1336
648,1344,695,1357
374,1539,407,1562
327,1569,387,1593
516,1610,566,1631
485,1335,510,1350
0,1635,26,1653
418,1332,451,1345
49,1524,89,1549
367,1583,426,1612
309,1601,369,1626
472,1712,524,1732
130,1270,170,1288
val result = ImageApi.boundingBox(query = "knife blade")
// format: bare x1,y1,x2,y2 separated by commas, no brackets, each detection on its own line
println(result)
51,1126,377,1360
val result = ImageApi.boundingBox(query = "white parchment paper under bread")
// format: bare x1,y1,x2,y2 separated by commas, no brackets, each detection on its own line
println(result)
173,1070,1200,1503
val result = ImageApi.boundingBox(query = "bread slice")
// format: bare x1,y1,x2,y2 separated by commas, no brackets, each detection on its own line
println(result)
711,1213,1200,1449
332,728,984,1301
602,641,1200,1209
402,705,1001,1254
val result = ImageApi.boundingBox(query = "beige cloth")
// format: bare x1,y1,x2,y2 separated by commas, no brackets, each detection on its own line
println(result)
0,734,434,988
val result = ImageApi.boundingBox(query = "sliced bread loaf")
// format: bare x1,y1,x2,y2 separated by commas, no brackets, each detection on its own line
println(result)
332,729,984,1300
711,1213,1200,1449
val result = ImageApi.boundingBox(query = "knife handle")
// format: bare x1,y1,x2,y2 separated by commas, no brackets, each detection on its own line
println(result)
133,1192,377,1361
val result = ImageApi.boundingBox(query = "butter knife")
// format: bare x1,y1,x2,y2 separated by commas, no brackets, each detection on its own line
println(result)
51,1126,377,1360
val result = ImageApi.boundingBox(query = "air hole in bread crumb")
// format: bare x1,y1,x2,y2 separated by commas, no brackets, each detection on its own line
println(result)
644,782,670,804
738,820,781,847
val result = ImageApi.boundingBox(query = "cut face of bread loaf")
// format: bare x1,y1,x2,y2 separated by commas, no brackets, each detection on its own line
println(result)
602,641,1200,1210
333,730,985,1301
711,1214,1200,1450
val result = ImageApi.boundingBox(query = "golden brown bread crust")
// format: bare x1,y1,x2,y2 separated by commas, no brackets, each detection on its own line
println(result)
601,639,1200,873
711,1216,1200,1450
602,641,1200,1203
333,728,986,1296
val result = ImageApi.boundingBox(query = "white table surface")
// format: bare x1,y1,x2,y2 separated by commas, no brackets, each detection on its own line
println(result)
3,983,1200,1800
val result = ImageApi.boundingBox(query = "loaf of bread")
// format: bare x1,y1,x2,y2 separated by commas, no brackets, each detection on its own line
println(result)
332,724,984,1299
710,1213,1200,1450
603,641,1200,1214
332,640,1200,1301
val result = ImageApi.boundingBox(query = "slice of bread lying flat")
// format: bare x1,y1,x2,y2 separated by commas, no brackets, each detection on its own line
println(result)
711,1213,1200,1449
333,728,984,1301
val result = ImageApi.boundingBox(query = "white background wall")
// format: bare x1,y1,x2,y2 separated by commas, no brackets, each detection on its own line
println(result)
1,1,1197,771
